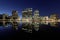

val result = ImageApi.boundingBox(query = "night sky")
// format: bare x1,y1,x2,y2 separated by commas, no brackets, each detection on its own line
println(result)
0,0,60,17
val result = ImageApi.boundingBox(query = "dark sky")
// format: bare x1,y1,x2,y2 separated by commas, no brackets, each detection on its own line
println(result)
0,0,60,18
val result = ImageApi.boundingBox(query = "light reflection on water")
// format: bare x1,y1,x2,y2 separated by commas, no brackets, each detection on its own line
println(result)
33,22,60,32
0,22,60,33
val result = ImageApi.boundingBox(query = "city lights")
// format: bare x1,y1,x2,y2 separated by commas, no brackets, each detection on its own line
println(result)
0,8,60,33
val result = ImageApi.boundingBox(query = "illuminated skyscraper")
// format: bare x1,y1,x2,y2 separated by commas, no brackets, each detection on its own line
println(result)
33,10,40,31
11,10,19,30
22,8,32,33
22,8,32,23
12,10,18,19
34,10,39,16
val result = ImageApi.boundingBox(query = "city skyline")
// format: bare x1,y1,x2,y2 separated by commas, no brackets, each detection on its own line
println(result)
0,8,60,33
0,0,60,32
0,0,60,38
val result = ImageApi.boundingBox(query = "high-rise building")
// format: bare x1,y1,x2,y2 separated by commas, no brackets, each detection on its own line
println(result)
33,10,40,31
22,8,32,23
34,10,39,17
12,10,18,19
22,8,32,33
11,10,19,30
33,10,40,22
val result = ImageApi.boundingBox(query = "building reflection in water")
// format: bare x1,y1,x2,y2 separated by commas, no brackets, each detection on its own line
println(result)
0,8,60,33
21,8,60,33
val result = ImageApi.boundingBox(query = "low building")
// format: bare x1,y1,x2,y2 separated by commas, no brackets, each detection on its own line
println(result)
40,16,49,25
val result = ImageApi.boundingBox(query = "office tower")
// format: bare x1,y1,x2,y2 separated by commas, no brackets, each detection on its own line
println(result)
22,8,32,33
33,10,40,31
22,8,32,20
34,10,39,16
33,10,40,22
26,8,32,33
22,8,29,23
12,10,18,19
11,10,19,30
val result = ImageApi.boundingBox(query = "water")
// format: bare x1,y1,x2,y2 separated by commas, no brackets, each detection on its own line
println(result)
33,23,60,32
1,22,60,37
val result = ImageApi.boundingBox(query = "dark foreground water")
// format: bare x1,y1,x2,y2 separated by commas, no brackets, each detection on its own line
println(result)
0,23,32,40
0,23,60,39
33,24,60,38
0,27,32,40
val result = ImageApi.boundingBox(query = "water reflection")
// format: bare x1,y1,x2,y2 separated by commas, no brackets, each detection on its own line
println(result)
33,22,60,32
1,19,59,33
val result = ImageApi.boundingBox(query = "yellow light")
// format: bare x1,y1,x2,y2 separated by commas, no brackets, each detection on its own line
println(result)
26,19,29,22
16,17,20,23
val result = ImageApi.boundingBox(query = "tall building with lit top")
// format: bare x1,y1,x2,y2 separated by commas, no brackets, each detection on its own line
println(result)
33,10,40,31
22,8,32,33
12,10,18,19
22,8,32,23
11,10,20,30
